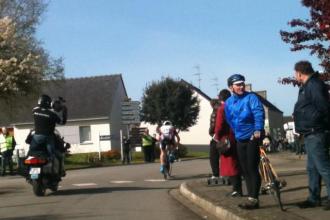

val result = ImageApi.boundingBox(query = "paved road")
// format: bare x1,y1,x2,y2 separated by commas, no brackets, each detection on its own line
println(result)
0,159,210,220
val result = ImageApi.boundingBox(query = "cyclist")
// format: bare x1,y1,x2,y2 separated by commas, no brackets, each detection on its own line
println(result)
156,121,180,174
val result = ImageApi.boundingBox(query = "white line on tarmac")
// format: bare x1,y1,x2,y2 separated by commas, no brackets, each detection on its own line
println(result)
110,180,134,184
72,183,98,187
144,179,166,182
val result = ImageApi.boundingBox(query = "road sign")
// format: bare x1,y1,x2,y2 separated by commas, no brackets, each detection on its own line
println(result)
122,119,140,125
99,135,112,141
121,101,141,124
122,115,140,120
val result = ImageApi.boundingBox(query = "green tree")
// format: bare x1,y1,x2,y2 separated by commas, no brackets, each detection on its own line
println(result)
0,0,64,99
141,77,200,131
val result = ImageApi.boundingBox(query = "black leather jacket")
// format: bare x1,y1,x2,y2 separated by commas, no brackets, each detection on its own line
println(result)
293,74,330,135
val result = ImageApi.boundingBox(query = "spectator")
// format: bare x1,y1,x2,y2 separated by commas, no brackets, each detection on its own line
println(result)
0,127,16,176
225,74,265,210
208,98,221,180
214,89,242,196
292,61,330,210
122,135,131,164
151,134,157,162
142,129,155,162
262,133,272,152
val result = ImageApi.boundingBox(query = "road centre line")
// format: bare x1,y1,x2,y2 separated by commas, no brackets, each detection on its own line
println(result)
144,179,166,182
110,180,134,184
72,183,98,187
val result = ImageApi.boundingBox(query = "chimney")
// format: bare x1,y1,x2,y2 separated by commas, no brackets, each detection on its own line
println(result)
245,84,252,92
256,90,267,99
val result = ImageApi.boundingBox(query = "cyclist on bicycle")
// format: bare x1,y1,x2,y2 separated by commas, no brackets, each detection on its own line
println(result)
156,121,180,174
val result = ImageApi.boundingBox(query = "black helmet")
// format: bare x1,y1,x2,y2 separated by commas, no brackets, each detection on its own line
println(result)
38,94,52,109
227,74,245,87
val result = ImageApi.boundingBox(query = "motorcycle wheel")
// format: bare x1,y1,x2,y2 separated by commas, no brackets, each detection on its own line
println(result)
32,179,46,196
49,183,59,192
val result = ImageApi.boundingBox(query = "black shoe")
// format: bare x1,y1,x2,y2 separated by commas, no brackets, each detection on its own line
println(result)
297,200,321,209
231,191,242,197
238,198,259,210
323,200,330,211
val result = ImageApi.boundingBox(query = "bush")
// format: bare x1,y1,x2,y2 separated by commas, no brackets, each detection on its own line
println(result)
178,144,188,157
101,149,121,160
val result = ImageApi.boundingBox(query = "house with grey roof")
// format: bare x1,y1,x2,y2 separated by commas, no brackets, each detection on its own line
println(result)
0,74,128,154
141,80,284,150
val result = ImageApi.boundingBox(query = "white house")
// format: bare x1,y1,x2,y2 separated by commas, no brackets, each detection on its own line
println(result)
141,80,284,151
0,74,128,155
140,79,213,151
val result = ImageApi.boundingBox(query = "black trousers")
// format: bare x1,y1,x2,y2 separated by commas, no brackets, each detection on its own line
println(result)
143,145,153,162
123,150,130,164
229,175,242,193
1,150,13,175
236,139,261,199
209,139,220,177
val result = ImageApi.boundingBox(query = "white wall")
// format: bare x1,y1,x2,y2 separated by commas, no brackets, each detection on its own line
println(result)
179,93,212,145
13,119,112,155
68,122,111,154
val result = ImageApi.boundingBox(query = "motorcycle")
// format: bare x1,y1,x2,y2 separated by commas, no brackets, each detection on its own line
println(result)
24,131,70,196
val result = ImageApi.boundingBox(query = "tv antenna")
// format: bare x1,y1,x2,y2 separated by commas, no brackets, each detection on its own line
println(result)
211,76,219,94
193,65,202,89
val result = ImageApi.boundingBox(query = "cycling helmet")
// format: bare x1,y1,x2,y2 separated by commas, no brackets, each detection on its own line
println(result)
163,120,172,126
227,74,245,87
37,94,52,109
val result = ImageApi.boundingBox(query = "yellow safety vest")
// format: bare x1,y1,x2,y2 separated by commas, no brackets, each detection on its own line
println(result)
5,135,14,150
142,135,153,147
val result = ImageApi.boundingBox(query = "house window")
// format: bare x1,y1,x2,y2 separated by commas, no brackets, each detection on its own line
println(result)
79,126,91,143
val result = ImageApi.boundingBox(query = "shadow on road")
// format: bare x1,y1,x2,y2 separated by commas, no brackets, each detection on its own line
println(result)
0,213,107,220
170,173,209,181
51,186,174,196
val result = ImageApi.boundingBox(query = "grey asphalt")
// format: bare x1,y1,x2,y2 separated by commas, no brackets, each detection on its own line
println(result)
179,152,330,220
0,159,211,220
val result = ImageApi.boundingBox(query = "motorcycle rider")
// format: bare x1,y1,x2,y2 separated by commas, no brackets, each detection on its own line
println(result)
29,94,67,176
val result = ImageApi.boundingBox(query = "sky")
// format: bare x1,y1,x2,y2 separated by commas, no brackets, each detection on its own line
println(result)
36,0,319,116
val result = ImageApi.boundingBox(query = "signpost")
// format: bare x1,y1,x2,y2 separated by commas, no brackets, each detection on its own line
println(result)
121,101,141,125
121,100,141,160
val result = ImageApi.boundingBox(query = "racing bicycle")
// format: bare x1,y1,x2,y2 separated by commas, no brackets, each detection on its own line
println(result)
259,147,287,211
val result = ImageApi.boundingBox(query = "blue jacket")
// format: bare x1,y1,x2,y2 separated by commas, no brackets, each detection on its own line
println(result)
225,92,265,141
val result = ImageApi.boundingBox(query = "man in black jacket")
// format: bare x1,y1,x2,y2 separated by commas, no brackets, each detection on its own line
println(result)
30,95,67,176
293,61,330,210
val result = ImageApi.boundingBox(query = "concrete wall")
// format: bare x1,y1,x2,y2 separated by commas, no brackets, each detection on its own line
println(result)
110,80,128,151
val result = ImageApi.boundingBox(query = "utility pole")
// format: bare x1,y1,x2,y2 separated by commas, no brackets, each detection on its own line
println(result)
193,65,202,89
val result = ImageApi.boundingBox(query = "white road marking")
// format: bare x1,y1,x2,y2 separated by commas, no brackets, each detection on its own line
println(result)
110,180,134,184
144,179,166,182
72,183,97,187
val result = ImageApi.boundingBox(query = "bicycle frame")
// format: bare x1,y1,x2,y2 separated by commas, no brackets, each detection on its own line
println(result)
259,147,285,211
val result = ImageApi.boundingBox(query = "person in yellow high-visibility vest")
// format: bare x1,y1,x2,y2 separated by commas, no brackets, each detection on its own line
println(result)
141,129,156,163
1,127,16,176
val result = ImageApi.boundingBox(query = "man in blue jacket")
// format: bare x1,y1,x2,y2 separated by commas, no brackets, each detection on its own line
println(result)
225,74,265,209
293,61,330,210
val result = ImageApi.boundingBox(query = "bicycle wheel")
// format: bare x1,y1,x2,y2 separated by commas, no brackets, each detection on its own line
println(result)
264,162,285,211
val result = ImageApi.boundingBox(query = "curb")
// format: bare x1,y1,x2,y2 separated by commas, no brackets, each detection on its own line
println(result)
179,182,245,220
